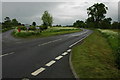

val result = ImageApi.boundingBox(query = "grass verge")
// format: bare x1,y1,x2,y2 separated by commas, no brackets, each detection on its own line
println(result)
71,30,120,78
12,27,82,39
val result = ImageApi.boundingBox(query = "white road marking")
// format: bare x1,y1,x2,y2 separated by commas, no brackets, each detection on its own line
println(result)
69,32,91,48
31,67,45,76
62,52,68,56
38,39,62,46
69,36,86,48
0,52,15,57
45,60,56,66
55,56,63,60
67,49,71,52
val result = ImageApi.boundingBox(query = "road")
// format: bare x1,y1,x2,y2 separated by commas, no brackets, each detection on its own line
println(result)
2,29,93,79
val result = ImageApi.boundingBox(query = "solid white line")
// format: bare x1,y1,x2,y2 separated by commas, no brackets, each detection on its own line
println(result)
55,56,63,60
38,39,62,46
0,52,15,57
45,60,56,66
69,32,91,48
67,49,71,52
62,52,68,56
31,67,45,76
69,35,88,48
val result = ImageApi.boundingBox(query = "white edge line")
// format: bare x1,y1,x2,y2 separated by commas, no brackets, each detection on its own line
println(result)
69,33,90,48
31,67,45,76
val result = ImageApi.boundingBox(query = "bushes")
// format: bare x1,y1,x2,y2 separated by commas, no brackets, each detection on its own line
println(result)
12,30,41,38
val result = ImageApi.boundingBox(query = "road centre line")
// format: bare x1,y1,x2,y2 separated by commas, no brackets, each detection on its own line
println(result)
62,52,68,56
38,38,62,46
67,49,71,52
31,67,45,76
55,56,63,60
31,49,72,76
0,52,15,57
45,60,56,67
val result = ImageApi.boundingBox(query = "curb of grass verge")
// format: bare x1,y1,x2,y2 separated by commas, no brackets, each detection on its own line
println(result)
69,49,79,80
69,31,93,80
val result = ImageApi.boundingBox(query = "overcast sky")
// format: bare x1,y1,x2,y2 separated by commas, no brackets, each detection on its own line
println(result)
1,0,120,25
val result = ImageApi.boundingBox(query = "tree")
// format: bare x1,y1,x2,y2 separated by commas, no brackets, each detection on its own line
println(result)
112,22,119,29
87,3,108,28
3,17,12,28
12,18,19,26
41,11,53,28
32,22,36,26
73,20,85,28
99,18,112,29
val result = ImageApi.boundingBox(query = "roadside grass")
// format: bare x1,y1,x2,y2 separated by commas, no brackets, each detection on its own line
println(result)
98,29,120,69
12,27,82,38
71,30,120,78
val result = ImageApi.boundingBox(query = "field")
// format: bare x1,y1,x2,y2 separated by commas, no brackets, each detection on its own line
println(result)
12,27,82,38
71,30,120,78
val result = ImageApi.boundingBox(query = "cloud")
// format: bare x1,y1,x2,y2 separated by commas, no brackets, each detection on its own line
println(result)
2,0,119,2
2,2,118,25
118,1,120,22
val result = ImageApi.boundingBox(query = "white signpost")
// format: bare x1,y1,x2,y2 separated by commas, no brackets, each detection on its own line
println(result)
36,27,40,30
25,24,30,31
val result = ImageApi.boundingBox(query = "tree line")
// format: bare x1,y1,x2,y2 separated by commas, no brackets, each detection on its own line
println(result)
2,3,120,30
73,3,120,29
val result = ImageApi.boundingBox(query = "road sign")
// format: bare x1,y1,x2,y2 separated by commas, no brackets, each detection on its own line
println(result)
36,27,40,29
25,24,30,30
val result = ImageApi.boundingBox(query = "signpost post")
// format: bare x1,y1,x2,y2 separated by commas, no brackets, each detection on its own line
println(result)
25,24,30,32
36,27,40,32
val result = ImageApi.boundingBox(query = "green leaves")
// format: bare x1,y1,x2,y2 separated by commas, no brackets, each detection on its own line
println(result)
41,11,53,28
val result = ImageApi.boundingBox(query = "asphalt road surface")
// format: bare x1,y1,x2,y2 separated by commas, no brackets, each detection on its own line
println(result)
2,29,93,79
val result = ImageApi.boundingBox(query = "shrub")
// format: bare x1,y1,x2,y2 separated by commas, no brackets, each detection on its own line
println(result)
29,26,36,30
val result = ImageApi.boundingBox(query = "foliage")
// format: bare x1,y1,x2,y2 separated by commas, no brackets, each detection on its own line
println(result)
41,11,53,28
99,18,112,29
86,3,112,28
87,3,108,25
2,17,12,28
32,22,36,26
12,27,81,38
11,18,19,26
12,30,41,38
2,17,20,32
111,22,120,29
73,20,86,28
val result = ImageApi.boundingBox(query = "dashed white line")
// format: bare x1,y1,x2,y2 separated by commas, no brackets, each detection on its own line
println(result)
45,60,56,67
62,52,68,56
0,52,15,57
67,49,71,52
31,67,45,76
55,56,63,60
38,39,62,46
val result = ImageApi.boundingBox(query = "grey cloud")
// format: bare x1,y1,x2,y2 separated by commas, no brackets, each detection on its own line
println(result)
118,1,120,22
2,2,118,25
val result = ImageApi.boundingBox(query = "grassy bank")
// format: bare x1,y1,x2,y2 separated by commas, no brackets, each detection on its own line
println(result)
12,27,82,38
98,29,120,69
71,30,120,78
